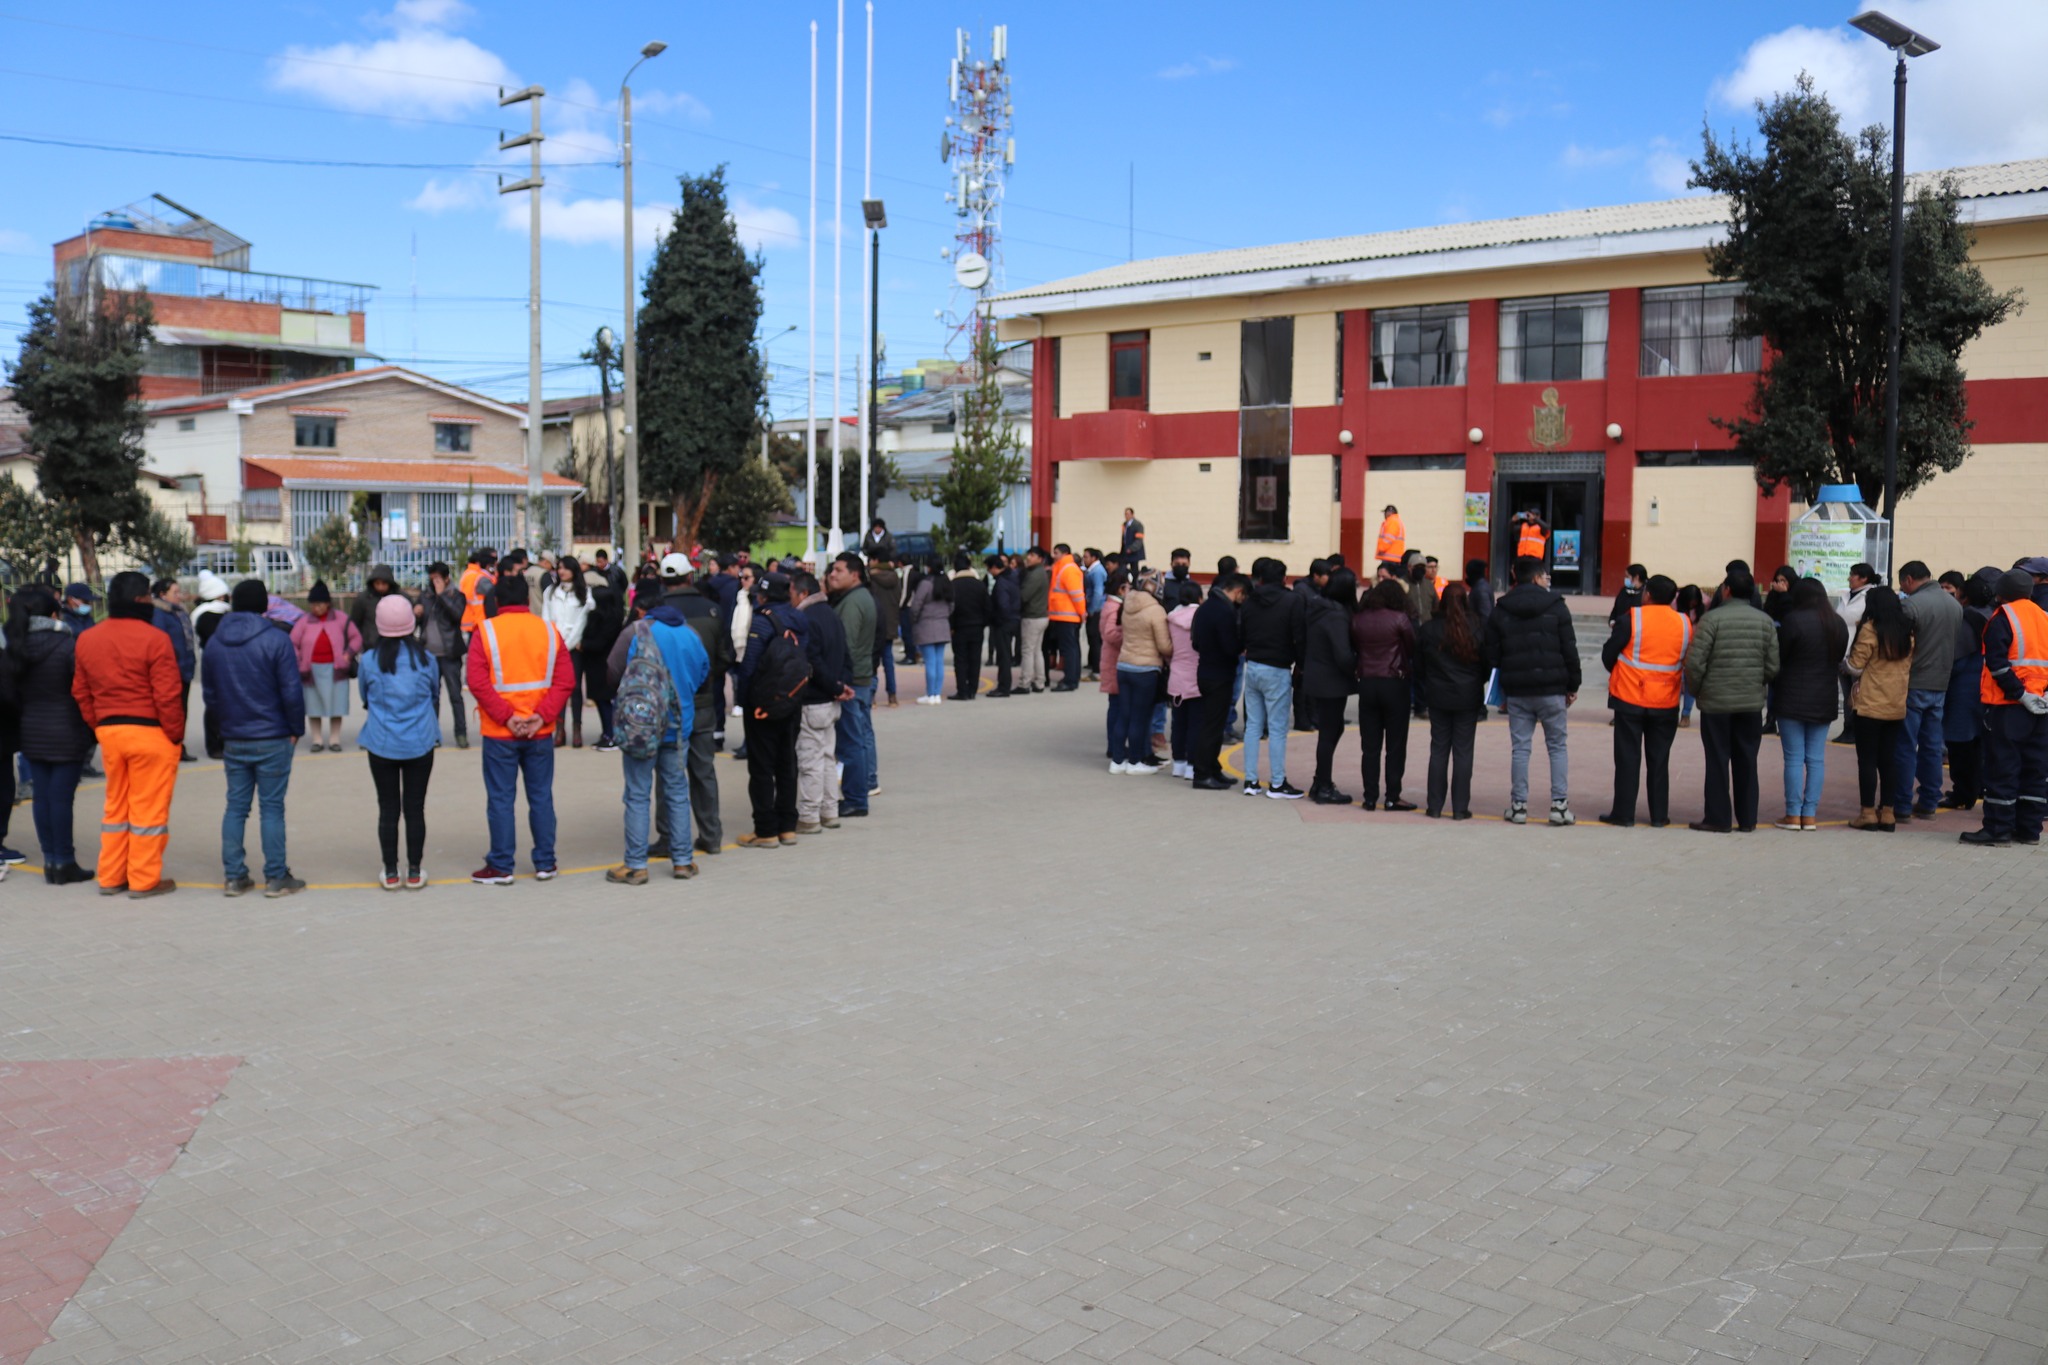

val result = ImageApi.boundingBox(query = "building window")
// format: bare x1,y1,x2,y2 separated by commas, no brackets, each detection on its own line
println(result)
434,422,474,453
1238,406,1291,541
418,492,458,544
1640,283,1761,377
1334,313,1346,401
1240,317,1294,408
1497,293,1608,383
1370,303,1469,388
1051,337,1062,418
242,487,281,522
176,417,196,432
291,487,350,546
1109,331,1148,410
294,416,338,449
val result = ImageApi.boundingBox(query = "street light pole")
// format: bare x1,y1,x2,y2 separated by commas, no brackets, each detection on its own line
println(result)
620,41,667,569
1848,10,1938,532
863,200,885,529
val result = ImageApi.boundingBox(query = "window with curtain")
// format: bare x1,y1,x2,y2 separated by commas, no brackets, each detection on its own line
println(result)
1497,293,1608,383
1370,303,1469,388
1238,406,1291,541
1109,331,1148,410
1240,317,1293,408
1640,283,1761,377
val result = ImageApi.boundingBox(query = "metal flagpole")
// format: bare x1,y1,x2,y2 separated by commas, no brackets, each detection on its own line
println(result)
859,1,874,540
806,24,818,567
831,0,845,555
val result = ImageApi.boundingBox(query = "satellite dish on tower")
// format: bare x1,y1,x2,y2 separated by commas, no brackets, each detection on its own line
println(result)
953,251,990,291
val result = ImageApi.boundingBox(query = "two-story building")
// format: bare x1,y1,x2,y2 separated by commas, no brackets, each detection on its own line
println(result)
995,157,2048,592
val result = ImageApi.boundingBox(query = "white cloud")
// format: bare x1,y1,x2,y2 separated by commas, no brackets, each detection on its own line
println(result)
491,192,798,254
1711,0,2048,169
407,178,489,214
268,0,516,117
634,89,712,122
1645,137,1693,195
731,196,801,254
0,228,35,254
1157,55,1236,80
1560,143,1634,170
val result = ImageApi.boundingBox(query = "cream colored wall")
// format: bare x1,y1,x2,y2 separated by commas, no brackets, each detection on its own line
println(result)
1962,221,2048,380
1059,332,1108,415
1291,312,1337,409
1360,469,1465,566
1149,321,1239,414
1053,455,1340,568
1631,466,1758,589
1893,443,2048,574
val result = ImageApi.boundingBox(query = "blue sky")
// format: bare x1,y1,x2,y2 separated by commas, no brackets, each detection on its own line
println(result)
1,0,2040,417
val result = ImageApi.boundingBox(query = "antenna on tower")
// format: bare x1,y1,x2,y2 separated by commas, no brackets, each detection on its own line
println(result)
939,22,1012,367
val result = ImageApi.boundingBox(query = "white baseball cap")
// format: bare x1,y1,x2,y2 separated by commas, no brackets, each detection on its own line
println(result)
659,552,692,578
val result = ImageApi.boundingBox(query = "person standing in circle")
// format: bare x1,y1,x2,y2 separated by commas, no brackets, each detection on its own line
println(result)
359,594,442,890
291,582,363,753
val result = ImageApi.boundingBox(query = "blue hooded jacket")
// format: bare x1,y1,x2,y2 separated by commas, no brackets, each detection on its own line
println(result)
358,639,442,760
200,611,306,742
625,604,712,746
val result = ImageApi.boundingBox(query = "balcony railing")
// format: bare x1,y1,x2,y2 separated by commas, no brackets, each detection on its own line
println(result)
64,253,375,316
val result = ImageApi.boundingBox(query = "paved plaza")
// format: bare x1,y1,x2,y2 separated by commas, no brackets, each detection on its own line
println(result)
3,682,2045,1363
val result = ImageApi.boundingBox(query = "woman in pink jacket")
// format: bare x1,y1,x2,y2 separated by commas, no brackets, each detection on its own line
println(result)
1164,579,1203,778
1097,571,1127,768
289,581,365,751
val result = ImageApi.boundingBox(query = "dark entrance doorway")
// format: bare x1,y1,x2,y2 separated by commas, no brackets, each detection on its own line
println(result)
1494,454,1602,595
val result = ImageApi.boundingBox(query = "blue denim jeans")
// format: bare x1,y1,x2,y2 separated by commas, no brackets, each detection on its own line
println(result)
920,642,946,698
1117,666,1162,764
1505,694,1569,805
1779,718,1829,818
622,743,689,869
481,735,557,873
1241,661,1293,785
222,737,295,883
835,683,874,811
25,758,82,866
1895,688,1947,814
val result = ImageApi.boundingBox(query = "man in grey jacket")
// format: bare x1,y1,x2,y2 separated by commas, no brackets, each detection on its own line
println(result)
1896,559,1965,821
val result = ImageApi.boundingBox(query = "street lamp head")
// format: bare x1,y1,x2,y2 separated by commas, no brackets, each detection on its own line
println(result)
1849,10,1939,56
641,41,668,59
862,198,888,230
597,325,615,349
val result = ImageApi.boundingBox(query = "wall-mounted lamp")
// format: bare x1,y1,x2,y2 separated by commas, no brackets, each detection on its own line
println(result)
1467,427,1484,444
1605,422,1624,442
1648,496,1661,526
1338,429,1354,446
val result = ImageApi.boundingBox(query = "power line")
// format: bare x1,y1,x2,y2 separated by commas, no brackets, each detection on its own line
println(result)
0,130,611,171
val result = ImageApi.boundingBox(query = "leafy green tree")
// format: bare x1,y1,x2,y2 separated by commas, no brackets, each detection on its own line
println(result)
1692,75,2021,507
447,479,481,567
698,456,791,557
919,330,1025,559
0,475,75,581
5,289,155,581
637,167,765,549
126,506,193,578
758,426,897,536
301,511,366,587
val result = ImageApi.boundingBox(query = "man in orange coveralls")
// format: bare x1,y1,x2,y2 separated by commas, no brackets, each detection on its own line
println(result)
71,570,186,898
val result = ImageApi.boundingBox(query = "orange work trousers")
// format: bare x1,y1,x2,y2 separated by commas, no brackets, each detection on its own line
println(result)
96,724,180,893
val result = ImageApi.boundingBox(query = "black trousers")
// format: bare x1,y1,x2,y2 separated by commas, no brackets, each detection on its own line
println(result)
1356,676,1411,805
952,626,985,698
1311,695,1347,789
742,712,800,838
991,622,1016,693
1192,672,1234,780
1293,667,1317,731
1085,611,1101,673
1611,705,1679,824
1855,716,1903,811
1699,710,1763,829
1426,707,1478,816
367,750,434,871
1981,705,2048,839
1048,621,1081,688
1947,736,1982,804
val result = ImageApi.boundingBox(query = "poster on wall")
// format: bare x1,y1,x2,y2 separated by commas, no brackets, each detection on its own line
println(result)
1789,521,1865,595
1255,476,1278,511
384,508,409,543
1552,530,1581,569
1463,492,1490,532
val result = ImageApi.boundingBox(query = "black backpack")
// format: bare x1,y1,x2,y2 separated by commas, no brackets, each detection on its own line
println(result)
745,623,812,721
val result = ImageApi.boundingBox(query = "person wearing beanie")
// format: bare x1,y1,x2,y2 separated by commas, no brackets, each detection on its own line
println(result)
290,580,364,753
731,572,809,848
202,578,308,898
358,593,442,889
1960,569,2048,847
71,571,185,898
191,570,233,758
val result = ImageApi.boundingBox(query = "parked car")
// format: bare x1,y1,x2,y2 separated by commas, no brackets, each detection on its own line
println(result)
892,531,937,566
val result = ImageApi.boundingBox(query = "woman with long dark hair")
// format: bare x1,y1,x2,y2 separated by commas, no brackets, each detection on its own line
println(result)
542,554,593,747
1675,584,1705,728
1350,577,1417,811
1845,585,1915,831
1416,582,1486,819
905,555,954,705
1772,577,1848,830
1301,569,1358,804
7,586,95,881
580,554,626,751
358,595,441,889
1939,570,1996,810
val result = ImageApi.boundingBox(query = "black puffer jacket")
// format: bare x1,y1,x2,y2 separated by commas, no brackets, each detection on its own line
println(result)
1417,616,1487,712
1483,583,1581,697
13,620,94,764
1774,606,1848,724
1300,595,1356,699
1240,581,1307,669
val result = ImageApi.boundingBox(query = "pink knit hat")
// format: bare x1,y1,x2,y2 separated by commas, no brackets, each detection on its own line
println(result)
375,594,416,638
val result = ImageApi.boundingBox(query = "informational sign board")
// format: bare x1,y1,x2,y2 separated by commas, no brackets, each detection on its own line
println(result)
384,508,409,543
1552,530,1581,568
1255,476,1278,512
1789,521,1865,595
1463,492,1490,532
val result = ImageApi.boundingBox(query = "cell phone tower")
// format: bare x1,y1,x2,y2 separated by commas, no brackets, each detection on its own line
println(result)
938,24,1013,367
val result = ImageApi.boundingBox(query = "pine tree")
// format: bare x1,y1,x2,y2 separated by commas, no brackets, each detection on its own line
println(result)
636,167,766,550
1691,76,2020,506
922,329,1025,559
5,289,155,582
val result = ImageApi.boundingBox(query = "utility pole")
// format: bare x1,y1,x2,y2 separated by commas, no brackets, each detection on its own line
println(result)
620,42,665,568
498,84,546,544
595,326,617,546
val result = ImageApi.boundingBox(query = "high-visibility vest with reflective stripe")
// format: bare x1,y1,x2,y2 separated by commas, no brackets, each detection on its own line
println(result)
1376,515,1405,564
1981,599,2048,705
1609,604,1690,710
1517,521,1547,560
460,565,494,634
1048,557,1086,622
475,612,561,739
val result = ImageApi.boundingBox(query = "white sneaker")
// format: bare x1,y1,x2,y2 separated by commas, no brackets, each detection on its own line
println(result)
1127,760,1158,776
730,704,742,717
1109,760,1127,774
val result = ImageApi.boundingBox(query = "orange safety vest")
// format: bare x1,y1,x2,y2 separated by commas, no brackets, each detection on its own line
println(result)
1981,599,2048,705
459,565,494,635
1516,521,1547,560
1375,515,1405,564
474,612,561,739
1609,605,1691,711
1048,556,1086,623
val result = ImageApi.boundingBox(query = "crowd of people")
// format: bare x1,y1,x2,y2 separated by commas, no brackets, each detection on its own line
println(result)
4,514,2046,893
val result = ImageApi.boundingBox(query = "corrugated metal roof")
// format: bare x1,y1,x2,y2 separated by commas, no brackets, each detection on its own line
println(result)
995,157,2048,307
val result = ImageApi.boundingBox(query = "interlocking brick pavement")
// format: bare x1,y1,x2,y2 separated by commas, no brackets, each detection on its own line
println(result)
1,686,2043,1361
